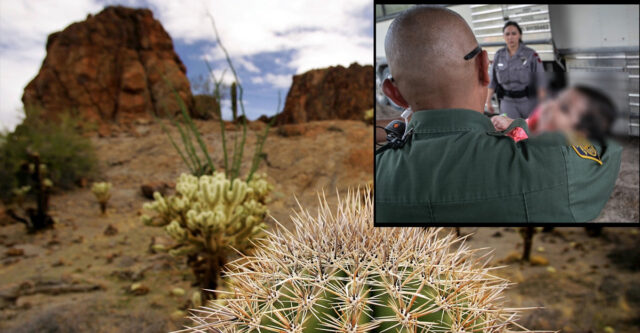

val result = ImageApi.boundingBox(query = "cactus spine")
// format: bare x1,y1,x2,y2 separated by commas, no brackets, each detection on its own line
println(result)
184,188,537,332
91,182,112,214
142,172,272,299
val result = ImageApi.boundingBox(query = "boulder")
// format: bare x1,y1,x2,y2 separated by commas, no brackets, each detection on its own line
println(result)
276,63,373,125
22,6,196,135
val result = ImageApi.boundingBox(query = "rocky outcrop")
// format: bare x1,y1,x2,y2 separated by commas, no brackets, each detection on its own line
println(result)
22,6,195,135
276,63,373,125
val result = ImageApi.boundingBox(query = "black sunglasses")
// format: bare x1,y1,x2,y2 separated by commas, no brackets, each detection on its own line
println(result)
464,46,482,60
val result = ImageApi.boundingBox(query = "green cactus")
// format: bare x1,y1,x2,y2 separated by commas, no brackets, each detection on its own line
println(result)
91,182,112,214
231,82,238,122
364,108,373,124
142,171,272,299
184,188,538,332
5,152,54,233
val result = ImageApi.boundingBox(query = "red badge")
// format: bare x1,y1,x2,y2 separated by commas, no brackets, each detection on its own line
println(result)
534,52,541,63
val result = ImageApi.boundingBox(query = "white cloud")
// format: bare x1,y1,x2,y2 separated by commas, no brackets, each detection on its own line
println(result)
150,0,373,73
251,73,291,89
0,0,372,131
236,57,261,74
0,0,104,131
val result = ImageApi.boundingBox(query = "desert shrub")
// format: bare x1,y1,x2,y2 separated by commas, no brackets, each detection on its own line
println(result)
193,94,221,120
0,107,97,202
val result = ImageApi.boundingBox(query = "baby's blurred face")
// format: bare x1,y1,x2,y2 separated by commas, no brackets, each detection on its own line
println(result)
538,89,587,133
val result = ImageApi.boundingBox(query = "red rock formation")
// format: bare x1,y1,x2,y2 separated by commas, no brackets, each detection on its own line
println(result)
276,63,373,125
22,6,194,135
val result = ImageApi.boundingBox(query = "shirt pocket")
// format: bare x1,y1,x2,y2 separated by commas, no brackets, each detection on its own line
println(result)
513,65,531,85
496,65,508,84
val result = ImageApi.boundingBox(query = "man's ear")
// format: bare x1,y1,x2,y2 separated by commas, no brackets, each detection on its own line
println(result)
382,78,409,109
477,50,490,87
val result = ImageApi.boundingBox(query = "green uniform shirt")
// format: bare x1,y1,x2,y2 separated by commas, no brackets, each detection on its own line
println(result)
375,109,622,223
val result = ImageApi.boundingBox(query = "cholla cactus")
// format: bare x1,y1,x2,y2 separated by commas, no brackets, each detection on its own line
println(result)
6,152,54,233
91,182,112,214
142,171,272,297
364,108,374,124
183,188,537,332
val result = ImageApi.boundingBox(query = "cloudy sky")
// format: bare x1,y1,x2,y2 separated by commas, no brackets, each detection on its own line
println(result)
0,0,373,132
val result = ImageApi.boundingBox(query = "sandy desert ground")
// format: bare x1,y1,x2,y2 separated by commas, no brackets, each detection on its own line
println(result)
0,117,637,332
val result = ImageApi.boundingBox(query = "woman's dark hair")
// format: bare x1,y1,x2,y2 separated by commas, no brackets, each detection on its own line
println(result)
573,85,617,145
503,21,523,44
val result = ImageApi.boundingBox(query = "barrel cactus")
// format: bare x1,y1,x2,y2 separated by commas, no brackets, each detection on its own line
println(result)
142,171,272,298
183,188,536,332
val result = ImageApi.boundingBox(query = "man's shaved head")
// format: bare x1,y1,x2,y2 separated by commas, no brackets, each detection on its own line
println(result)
385,6,487,111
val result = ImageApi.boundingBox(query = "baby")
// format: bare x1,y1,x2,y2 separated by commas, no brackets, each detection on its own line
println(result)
491,85,617,144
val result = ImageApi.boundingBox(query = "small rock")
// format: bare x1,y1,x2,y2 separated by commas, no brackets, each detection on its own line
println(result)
6,248,24,257
134,126,150,136
135,118,151,125
491,231,502,238
141,182,170,199
52,259,66,267
276,124,305,137
546,266,557,273
104,224,118,236
529,255,549,266
111,268,145,282
105,252,119,264
15,297,32,310
171,287,185,297
536,246,545,252
130,283,149,296
150,300,165,309
500,251,522,264
170,310,187,321
117,255,137,268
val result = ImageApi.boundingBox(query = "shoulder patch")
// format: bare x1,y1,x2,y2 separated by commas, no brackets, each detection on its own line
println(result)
533,52,542,63
572,143,602,165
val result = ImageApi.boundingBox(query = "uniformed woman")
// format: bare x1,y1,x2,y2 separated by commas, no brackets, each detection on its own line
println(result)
486,21,546,119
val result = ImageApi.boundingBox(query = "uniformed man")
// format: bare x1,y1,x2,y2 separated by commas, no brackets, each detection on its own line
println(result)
375,6,622,223
486,21,547,119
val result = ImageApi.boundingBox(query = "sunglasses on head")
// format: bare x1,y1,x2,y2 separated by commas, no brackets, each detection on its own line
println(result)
464,46,482,60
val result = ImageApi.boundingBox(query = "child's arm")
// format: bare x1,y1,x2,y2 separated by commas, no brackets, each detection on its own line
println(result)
492,115,530,142
491,114,514,131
